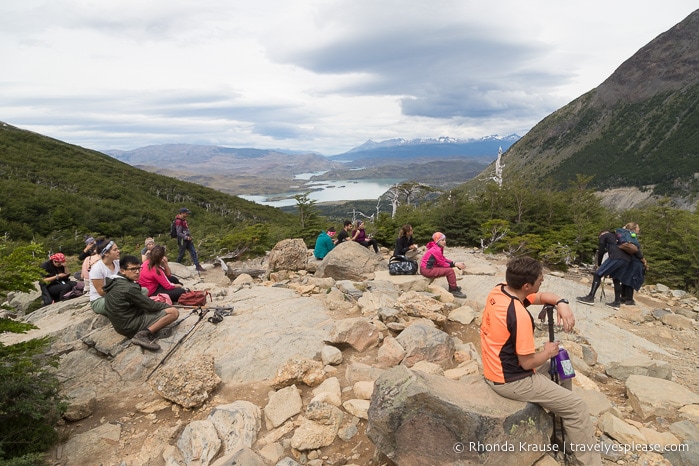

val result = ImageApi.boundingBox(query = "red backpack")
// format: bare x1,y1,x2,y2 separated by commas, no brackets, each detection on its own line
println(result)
178,290,212,306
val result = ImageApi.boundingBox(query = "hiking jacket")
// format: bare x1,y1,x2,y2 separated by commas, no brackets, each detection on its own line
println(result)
420,241,454,269
394,235,415,257
175,215,191,240
103,275,168,338
139,260,177,295
313,231,334,259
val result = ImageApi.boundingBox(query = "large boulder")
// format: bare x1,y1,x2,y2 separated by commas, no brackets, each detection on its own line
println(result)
394,323,454,368
268,238,309,273
368,366,552,466
315,241,384,280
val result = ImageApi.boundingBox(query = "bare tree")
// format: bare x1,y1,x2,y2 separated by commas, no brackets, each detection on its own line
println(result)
384,181,435,217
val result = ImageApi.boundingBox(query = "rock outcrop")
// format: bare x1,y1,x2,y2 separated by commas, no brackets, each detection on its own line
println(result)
2,246,697,465
368,366,552,465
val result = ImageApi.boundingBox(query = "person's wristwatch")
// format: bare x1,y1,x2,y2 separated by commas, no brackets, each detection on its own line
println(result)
556,298,569,305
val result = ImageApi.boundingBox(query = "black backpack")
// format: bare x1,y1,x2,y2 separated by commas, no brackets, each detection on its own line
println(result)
170,219,178,238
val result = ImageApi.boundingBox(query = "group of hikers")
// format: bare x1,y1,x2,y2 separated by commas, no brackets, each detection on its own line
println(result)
313,221,467,299
310,220,647,464
39,207,205,351
41,213,647,463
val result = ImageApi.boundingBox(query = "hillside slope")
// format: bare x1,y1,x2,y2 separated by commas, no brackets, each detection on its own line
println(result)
0,123,290,244
468,9,699,203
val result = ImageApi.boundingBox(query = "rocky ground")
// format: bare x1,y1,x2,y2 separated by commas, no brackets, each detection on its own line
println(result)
3,245,698,466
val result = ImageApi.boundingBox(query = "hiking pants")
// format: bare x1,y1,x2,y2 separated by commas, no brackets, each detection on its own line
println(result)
420,266,458,289
177,239,200,266
486,370,601,466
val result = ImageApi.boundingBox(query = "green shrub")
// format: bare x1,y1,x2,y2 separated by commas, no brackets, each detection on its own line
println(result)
0,333,66,460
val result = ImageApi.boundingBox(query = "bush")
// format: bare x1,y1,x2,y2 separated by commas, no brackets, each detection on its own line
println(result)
0,326,66,461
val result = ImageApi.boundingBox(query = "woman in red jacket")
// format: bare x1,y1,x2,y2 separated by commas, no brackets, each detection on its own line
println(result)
420,232,466,298
139,245,186,303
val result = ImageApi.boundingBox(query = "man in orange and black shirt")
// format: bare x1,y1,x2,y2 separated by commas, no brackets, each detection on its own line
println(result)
480,256,600,466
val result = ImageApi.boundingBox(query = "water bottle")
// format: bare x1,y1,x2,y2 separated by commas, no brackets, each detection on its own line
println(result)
555,345,576,380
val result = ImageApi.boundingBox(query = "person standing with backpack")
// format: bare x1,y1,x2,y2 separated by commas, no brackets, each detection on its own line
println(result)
174,208,205,272
577,222,646,308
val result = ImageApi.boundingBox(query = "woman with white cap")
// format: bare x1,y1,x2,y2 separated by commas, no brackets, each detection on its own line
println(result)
420,232,466,298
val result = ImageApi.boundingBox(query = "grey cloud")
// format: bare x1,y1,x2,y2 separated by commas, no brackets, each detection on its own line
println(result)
270,20,569,119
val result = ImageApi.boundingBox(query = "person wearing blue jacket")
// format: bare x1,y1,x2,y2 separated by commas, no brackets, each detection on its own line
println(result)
314,227,335,260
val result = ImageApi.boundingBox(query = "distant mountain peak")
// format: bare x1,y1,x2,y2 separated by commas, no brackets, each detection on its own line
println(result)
345,135,521,154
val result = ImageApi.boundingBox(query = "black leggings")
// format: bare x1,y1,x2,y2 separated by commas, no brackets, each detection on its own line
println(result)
359,239,379,253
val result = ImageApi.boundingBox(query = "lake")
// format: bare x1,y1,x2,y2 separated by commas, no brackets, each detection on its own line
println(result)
239,173,403,207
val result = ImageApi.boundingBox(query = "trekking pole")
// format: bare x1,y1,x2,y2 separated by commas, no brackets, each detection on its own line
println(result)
171,307,198,328
542,304,567,463
146,306,210,380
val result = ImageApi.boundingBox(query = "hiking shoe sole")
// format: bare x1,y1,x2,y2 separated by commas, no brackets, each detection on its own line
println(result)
576,297,595,305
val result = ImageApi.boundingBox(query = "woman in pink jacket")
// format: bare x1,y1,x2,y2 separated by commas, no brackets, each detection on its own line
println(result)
420,232,466,298
139,245,186,303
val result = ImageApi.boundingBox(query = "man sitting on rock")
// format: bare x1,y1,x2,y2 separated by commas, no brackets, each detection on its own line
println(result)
103,255,179,351
480,256,601,466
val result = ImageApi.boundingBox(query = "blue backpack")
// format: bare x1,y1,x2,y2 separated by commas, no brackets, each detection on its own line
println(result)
615,227,638,245
615,227,639,254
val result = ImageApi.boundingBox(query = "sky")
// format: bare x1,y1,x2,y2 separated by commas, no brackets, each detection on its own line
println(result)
1,1,696,156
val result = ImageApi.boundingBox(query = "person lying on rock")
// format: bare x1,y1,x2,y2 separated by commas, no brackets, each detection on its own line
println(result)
103,255,179,351
480,256,601,466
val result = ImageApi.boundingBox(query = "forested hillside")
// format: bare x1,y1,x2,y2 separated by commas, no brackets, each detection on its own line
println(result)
0,122,293,255
470,9,699,201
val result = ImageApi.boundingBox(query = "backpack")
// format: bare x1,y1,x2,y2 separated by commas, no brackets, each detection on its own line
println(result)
615,227,639,254
178,290,212,306
170,219,178,238
388,255,419,275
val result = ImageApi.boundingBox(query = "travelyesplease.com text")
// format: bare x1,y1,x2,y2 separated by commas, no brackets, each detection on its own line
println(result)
453,441,689,455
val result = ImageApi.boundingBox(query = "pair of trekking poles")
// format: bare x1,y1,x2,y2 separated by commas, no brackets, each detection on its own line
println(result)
145,304,234,380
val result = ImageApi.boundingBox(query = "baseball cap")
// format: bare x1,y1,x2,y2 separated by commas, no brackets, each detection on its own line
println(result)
179,207,191,214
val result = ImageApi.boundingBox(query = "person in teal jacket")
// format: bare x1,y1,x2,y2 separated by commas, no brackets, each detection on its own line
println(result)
314,227,336,260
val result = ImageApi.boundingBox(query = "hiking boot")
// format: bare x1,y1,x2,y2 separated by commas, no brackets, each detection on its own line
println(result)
450,289,467,299
195,265,206,272
605,300,621,309
623,300,636,306
131,330,161,351
576,295,594,305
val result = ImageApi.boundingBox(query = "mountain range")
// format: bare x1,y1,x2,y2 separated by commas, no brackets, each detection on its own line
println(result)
468,8,699,207
104,135,519,196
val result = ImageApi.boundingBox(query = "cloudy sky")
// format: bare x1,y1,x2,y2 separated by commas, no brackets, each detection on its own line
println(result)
1,1,696,155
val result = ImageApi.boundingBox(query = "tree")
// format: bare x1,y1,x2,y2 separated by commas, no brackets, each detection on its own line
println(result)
385,181,436,217
294,192,319,230
0,242,45,301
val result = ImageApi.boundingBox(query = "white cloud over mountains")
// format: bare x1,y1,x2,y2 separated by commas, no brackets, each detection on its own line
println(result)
1,1,696,154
